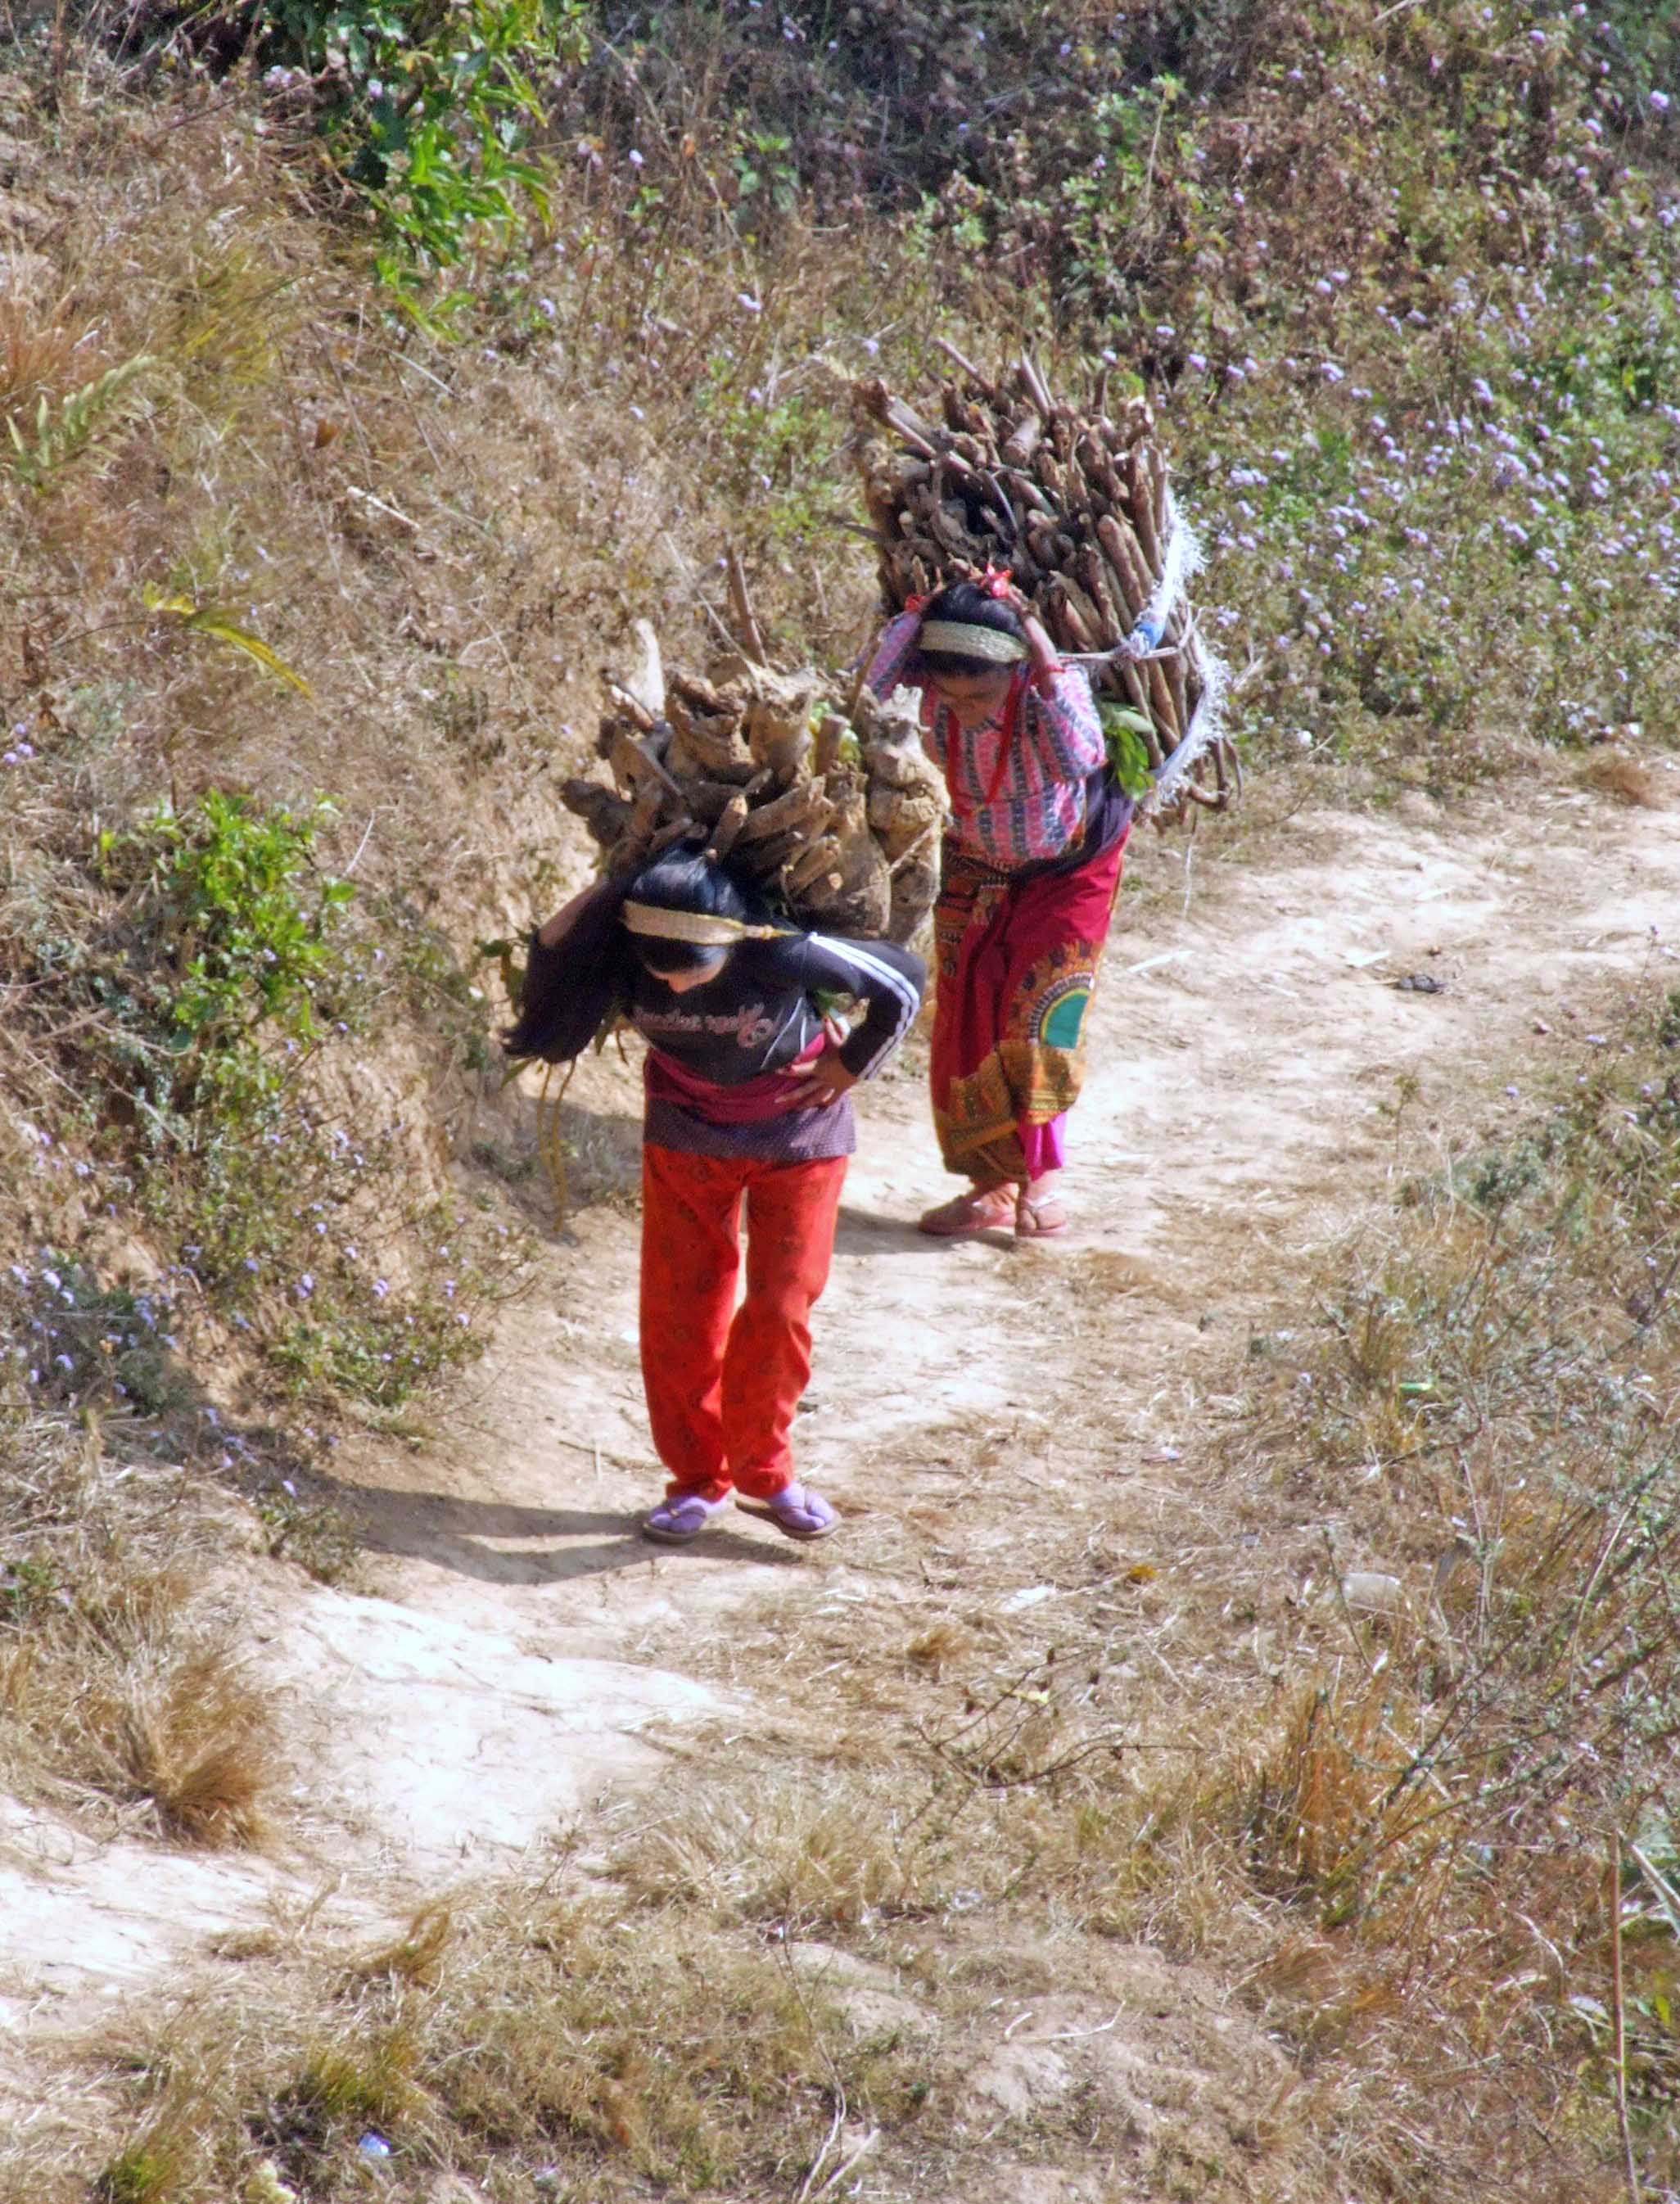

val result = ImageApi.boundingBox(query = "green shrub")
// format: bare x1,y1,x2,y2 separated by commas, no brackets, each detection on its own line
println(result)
251,0,589,298
6,793,513,1426
87,792,351,1123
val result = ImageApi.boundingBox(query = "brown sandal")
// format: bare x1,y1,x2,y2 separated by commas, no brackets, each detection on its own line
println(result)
918,1186,1016,1238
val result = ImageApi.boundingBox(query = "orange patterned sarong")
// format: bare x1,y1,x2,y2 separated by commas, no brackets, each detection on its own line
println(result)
929,831,1128,1185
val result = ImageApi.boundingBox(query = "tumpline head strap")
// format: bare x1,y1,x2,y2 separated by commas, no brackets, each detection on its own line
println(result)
621,902,786,946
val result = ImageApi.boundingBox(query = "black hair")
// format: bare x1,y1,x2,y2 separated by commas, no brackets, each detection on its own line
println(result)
634,935,723,976
625,842,778,977
916,580,1025,680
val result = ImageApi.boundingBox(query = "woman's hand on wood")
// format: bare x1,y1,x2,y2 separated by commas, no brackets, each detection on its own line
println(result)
1021,612,1060,699
978,571,1059,698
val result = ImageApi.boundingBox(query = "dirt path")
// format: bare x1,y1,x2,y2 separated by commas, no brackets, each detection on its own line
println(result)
363,770,1680,1655
6,762,1678,2190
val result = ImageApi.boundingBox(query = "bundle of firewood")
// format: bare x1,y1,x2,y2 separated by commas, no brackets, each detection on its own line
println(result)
560,564,944,946
854,347,1238,817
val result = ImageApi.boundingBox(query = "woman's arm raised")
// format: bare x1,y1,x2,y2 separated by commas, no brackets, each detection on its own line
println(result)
862,609,925,699
1027,664,1106,785
504,874,635,1063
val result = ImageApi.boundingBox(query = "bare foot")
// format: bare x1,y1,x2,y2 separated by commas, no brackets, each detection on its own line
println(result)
1014,1181,1070,1238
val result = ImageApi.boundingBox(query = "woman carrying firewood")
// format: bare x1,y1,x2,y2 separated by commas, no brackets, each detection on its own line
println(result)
865,576,1132,1239
505,843,924,1545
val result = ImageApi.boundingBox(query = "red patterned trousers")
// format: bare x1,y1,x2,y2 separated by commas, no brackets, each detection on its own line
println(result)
639,1145,847,1500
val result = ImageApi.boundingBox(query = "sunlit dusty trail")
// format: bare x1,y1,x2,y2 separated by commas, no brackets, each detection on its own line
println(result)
5,765,1678,2182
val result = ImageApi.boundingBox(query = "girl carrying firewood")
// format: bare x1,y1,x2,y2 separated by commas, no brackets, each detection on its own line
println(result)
505,844,924,1545
865,575,1132,1239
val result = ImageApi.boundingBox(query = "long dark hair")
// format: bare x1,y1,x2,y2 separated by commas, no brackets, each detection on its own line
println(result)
626,843,779,975
916,580,1026,680
504,843,784,1061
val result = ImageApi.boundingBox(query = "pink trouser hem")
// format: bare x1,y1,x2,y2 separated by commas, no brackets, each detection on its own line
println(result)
1018,1113,1067,1180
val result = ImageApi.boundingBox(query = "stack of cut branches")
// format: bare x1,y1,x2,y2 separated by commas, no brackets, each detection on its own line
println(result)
855,348,1239,819
560,561,944,946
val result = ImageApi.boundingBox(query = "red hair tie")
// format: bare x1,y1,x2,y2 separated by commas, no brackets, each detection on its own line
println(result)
906,567,1018,619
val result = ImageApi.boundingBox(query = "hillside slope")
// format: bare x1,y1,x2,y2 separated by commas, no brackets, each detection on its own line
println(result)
3,7,1680,2199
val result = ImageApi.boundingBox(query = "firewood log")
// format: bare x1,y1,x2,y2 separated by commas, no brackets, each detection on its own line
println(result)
708,793,751,860
743,666,820,783
665,700,756,784
850,354,1238,821
561,779,634,848
736,777,835,847
568,622,941,946
797,784,892,937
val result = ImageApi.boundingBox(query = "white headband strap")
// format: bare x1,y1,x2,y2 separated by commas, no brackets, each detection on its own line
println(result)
622,901,785,946
919,620,1027,664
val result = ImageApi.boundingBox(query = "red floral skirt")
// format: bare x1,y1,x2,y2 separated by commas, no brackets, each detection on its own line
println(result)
929,829,1127,1185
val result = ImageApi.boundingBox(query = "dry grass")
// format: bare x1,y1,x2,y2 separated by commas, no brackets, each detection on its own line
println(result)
0,1289,1323,2201
0,288,84,416
612,1766,948,1931
98,1639,275,1847
1195,982,1680,2200
6,1881,930,2204
11,1750,1321,2204
340,1902,454,1994
0,1411,278,1843
1581,747,1667,808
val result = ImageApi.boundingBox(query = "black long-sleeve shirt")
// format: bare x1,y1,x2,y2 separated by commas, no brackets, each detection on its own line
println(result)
636,928,924,1161
504,876,924,1163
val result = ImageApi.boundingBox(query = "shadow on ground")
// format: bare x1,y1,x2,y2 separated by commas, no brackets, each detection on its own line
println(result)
312,1474,810,1584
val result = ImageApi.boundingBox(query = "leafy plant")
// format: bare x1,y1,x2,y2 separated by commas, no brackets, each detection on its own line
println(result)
93,792,352,1115
252,0,589,299
2,355,155,490
733,127,797,215
1098,702,1158,800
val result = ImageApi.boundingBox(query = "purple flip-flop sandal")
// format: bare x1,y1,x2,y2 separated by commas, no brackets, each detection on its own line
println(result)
735,1482,842,1542
642,1490,734,1544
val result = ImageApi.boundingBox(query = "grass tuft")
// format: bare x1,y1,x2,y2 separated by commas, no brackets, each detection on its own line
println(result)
0,1410,279,1845
1581,747,1667,808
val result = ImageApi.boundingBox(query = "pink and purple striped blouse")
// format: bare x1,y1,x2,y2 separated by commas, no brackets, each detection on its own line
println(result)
865,611,1105,870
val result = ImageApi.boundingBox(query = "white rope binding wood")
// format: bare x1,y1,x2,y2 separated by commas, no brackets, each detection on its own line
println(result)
1078,486,1234,820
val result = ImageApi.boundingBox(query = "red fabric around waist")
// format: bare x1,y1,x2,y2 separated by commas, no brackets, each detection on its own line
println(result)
644,1032,827,1124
